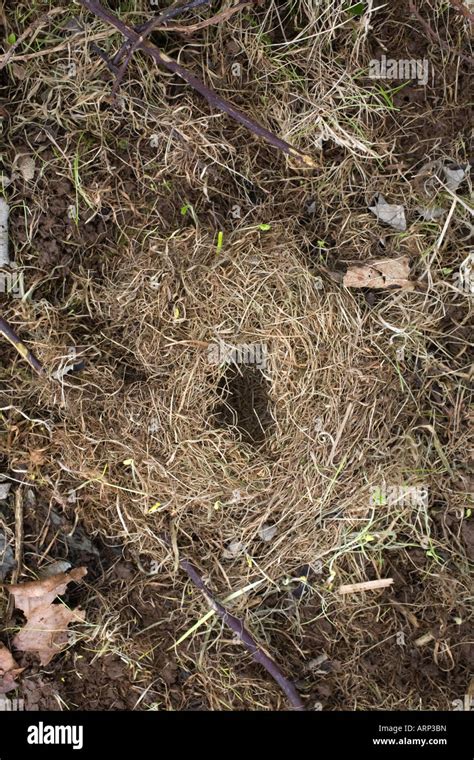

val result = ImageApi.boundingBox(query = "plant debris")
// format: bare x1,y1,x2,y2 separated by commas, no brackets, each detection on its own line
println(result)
368,194,407,231
0,643,23,694
7,567,87,665
343,256,415,290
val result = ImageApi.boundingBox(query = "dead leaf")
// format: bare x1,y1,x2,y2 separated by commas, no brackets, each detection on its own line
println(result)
369,193,406,231
222,540,246,560
28,448,47,466
258,523,277,542
11,63,27,81
443,164,470,192
0,643,23,694
343,256,415,290
61,17,84,33
0,530,15,581
0,482,11,500
0,174,12,189
7,566,87,665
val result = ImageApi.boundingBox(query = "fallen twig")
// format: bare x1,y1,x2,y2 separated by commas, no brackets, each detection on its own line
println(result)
112,0,213,68
0,315,43,374
111,0,252,97
78,0,316,167
180,557,305,710
338,578,394,595
145,0,254,36
152,0,213,22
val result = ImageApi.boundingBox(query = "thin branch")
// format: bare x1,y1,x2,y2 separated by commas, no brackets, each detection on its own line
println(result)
112,0,213,68
144,0,213,26
110,40,135,99
111,1,252,98
0,315,43,374
78,0,317,167
180,557,305,711
90,41,119,74
144,1,254,36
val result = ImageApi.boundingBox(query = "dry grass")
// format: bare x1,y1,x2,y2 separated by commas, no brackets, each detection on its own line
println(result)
0,0,472,710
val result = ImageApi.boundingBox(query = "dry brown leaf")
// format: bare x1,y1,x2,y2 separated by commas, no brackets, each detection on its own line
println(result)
343,256,415,290
0,642,23,693
7,567,87,665
11,63,27,81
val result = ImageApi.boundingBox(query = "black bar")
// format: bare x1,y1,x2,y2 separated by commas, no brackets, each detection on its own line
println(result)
0,710,471,758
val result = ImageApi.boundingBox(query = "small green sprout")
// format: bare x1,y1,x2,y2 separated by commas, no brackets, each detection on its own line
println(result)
346,2,365,17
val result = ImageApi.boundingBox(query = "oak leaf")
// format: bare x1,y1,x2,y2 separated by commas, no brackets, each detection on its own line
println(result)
7,567,87,665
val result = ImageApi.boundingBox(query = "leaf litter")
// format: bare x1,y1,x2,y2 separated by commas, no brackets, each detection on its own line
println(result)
6,567,87,666
368,193,407,231
0,643,23,694
343,256,415,290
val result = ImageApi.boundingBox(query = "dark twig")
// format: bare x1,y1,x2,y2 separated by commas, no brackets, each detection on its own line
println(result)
180,557,305,710
0,315,43,374
78,0,316,167
110,41,135,99
90,41,119,74
112,0,212,69
111,1,252,98
148,0,213,24
139,1,254,36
